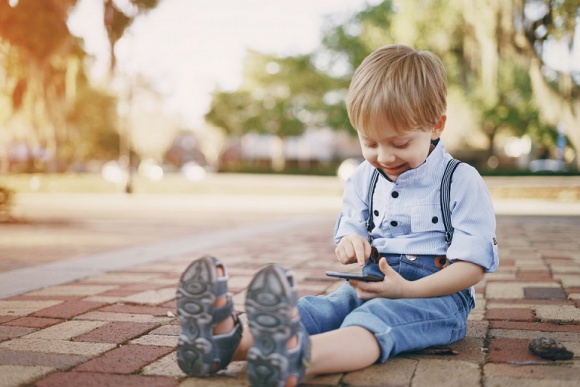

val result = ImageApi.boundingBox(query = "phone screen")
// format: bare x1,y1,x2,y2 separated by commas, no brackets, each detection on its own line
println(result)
325,271,383,282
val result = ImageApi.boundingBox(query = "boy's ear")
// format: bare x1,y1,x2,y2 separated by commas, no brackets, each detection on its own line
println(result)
431,115,446,140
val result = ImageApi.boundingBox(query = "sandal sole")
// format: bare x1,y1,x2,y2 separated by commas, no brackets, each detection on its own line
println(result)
176,256,219,377
245,264,298,387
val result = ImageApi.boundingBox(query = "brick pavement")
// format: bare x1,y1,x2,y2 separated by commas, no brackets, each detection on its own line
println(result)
1,208,580,385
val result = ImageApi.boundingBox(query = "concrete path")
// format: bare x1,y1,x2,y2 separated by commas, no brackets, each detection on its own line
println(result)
0,176,579,386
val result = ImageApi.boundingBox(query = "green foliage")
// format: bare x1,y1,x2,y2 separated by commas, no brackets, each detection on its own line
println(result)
66,85,120,162
206,51,335,139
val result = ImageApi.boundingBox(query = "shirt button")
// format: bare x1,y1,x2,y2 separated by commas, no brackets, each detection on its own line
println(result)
374,210,379,216
390,220,398,227
432,216,438,224
391,191,399,198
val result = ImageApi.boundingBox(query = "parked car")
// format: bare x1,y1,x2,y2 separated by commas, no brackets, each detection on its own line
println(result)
528,159,565,173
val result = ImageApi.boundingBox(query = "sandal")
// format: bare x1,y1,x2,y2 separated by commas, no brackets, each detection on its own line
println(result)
245,264,311,387
176,255,243,377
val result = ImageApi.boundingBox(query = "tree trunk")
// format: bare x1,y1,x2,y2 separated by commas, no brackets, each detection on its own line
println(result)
270,135,285,172
529,58,580,167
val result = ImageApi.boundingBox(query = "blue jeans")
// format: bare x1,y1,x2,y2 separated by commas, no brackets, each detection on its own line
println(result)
297,254,474,363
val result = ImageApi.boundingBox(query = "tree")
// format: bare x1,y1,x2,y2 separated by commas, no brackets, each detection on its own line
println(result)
103,0,160,76
0,0,80,171
510,0,580,165
206,50,333,170
0,0,162,174
319,0,575,167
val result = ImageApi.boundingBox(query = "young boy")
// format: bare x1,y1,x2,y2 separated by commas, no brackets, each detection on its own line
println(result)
176,44,499,387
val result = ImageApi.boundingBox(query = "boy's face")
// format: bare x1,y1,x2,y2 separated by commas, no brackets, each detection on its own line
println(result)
358,116,446,181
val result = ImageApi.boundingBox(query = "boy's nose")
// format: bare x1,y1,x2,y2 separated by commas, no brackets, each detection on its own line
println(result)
377,151,395,165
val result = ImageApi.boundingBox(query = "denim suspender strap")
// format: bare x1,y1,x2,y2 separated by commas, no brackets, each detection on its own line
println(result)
366,159,461,246
366,169,380,243
440,158,462,246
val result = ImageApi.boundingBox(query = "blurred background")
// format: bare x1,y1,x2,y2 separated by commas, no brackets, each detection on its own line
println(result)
0,0,579,207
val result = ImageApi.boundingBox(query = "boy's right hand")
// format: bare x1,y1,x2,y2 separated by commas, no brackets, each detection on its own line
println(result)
335,234,372,266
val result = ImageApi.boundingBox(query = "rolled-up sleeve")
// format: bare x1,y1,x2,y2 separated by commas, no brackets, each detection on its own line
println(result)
446,164,499,273
333,163,372,245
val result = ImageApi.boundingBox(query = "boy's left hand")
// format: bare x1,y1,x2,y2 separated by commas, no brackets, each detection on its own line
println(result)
349,257,408,300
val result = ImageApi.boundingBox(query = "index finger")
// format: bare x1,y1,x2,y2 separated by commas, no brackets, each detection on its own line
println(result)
354,239,371,266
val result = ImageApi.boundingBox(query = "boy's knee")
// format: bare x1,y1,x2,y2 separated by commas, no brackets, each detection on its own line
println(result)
297,296,322,335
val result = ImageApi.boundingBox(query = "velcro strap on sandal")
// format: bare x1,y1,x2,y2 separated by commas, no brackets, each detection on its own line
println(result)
212,277,228,298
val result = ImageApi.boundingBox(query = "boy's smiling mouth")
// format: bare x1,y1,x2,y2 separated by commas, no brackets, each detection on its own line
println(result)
382,163,407,175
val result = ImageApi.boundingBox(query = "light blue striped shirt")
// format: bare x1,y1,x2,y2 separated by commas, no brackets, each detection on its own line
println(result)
334,140,499,285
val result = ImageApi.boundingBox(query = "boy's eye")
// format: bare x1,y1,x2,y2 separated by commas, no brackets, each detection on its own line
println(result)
364,142,378,149
392,142,409,149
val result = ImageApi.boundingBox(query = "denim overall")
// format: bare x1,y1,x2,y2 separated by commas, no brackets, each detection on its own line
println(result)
298,159,474,362
298,253,474,362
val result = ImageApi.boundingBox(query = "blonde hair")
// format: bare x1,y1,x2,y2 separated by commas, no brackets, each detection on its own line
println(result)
347,44,447,136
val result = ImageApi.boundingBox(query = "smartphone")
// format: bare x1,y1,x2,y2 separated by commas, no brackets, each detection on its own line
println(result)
325,271,383,282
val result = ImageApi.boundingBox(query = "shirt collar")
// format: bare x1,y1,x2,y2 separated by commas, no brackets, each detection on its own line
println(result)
381,139,447,186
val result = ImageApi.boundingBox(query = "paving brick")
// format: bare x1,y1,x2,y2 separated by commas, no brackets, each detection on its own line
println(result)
149,324,180,336
99,304,174,316
72,344,173,374
487,338,547,364
95,288,144,297
341,357,417,386
81,272,162,284
486,282,560,299
73,321,158,344
0,316,17,324
82,296,128,304
0,338,115,356
0,326,36,341
0,348,89,369
32,300,106,319
488,299,576,308
141,351,185,378
486,308,535,321
484,363,580,383
490,320,580,333
406,337,486,365
483,376,579,386
551,264,580,273
524,287,568,300
36,371,180,387
535,305,580,323
130,334,177,346
5,294,85,302
0,364,54,386
489,328,580,342
466,320,489,338
2,316,63,328
554,274,580,288
0,300,62,316
27,285,119,297
121,287,177,305
515,272,555,281
120,282,171,292
74,311,173,324
412,359,480,386
179,361,252,386
23,321,106,340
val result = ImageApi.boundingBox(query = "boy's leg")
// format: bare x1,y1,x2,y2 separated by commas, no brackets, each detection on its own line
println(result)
232,322,382,377
307,326,380,375
340,290,472,362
